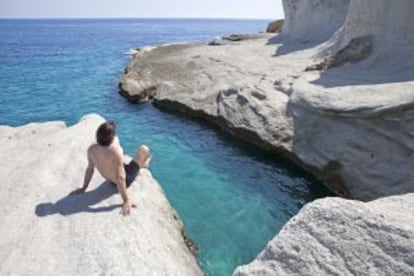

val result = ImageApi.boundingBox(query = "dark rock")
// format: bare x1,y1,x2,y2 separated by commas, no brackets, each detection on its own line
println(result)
266,19,284,33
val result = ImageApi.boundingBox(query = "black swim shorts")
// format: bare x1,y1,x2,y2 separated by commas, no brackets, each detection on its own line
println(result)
111,160,140,188
124,160,140,187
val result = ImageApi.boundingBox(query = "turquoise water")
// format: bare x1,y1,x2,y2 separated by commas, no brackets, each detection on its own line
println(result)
0,19,331,275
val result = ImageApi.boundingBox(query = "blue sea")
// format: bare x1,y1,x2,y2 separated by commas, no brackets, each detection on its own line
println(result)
0,19,331,275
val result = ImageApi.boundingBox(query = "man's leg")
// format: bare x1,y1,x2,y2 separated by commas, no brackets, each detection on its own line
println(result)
133,145,151,168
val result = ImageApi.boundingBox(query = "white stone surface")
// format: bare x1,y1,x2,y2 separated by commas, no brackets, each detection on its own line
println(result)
333,0,414,69
119,35,318,157
234,194,414,276
0,114,201,276
119,0,414,200
282,0,350,42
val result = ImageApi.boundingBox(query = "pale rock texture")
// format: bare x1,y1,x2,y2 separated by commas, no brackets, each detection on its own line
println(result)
0,114,201,276
233,194,414,276
288,0,414,199
282,0,350,42
288,72,414,200
118,35,300,158
331,0,414,69
119,0,414,200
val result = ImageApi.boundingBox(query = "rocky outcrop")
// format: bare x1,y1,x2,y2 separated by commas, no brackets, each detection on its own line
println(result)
266,19,284,33
234,193,414,275
118,35,306,167
282,0,350,42
116,1,414,275
0,114,202,276
222,33,270,42
118,0,414,200
288,72,414,200
287,0,414,200
330,0,414,69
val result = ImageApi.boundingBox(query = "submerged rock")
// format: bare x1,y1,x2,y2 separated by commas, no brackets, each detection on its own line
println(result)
234,194,414,275
0,114,202,276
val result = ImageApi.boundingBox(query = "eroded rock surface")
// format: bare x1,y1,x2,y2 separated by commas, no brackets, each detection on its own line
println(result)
330,0,414,69
0,114,201,276
234,194,414,276
119,0,414,200
119,35,302,159
282,0,350,42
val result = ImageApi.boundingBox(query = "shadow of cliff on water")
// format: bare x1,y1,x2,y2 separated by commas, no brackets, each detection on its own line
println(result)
35,182,120,217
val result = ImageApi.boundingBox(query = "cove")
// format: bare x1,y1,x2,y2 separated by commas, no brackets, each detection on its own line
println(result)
0,19,332,275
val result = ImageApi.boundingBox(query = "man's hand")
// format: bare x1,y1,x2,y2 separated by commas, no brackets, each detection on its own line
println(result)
69,187,86,195
121,199,136,216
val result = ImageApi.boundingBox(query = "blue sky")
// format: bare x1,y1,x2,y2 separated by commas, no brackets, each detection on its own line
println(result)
1,0,284,19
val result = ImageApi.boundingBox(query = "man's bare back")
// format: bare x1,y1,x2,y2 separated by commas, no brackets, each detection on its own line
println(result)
89,136,124,184
70,122,150,215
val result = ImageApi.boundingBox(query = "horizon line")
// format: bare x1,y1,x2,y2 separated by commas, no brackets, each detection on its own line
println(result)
0,16,281,21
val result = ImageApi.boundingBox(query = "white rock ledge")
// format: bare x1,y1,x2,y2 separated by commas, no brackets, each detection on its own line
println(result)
0,114,202,276
234,194,414,276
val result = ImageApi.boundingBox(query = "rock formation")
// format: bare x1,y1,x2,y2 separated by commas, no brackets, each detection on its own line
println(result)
0,114,201,276
118,0,414,200
331,0,414,69
118,1,414,273
266,19,284,33
119,35,301,165
287,0,414,200
282,0,350,42
234,193,414,275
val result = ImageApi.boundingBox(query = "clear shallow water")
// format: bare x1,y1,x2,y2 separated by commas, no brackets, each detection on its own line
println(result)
0,19,331,275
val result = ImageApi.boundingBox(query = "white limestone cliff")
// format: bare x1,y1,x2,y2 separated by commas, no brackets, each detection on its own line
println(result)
332,0,414,69
234,194,414,276
0,114,202,276
235,1,414,274
282,0,350,42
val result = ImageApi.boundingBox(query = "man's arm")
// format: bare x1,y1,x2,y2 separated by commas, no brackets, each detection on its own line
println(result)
115,163,132,215
70,148,95,195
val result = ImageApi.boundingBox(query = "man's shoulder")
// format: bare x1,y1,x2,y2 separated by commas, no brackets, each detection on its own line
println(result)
87,144,98,154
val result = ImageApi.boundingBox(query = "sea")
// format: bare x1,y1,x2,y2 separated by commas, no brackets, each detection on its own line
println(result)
0,18,331,276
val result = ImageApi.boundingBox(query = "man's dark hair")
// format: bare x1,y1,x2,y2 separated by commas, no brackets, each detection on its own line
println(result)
96,121,116,147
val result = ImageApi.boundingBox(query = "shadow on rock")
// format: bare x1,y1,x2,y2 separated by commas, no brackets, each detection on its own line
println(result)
267,35,321,57
35,182,119,217
310,67,414,88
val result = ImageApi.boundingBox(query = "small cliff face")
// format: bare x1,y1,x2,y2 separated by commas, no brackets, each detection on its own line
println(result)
282,0,350,42
234,194,414,275
335,0,414,68
0,115,202,276
287,0,414,199
119,35,297,159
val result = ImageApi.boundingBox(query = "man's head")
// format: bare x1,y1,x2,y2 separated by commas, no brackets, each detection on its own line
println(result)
96,121,116,147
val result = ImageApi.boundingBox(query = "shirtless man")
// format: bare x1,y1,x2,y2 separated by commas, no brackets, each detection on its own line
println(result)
70,121,151,215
